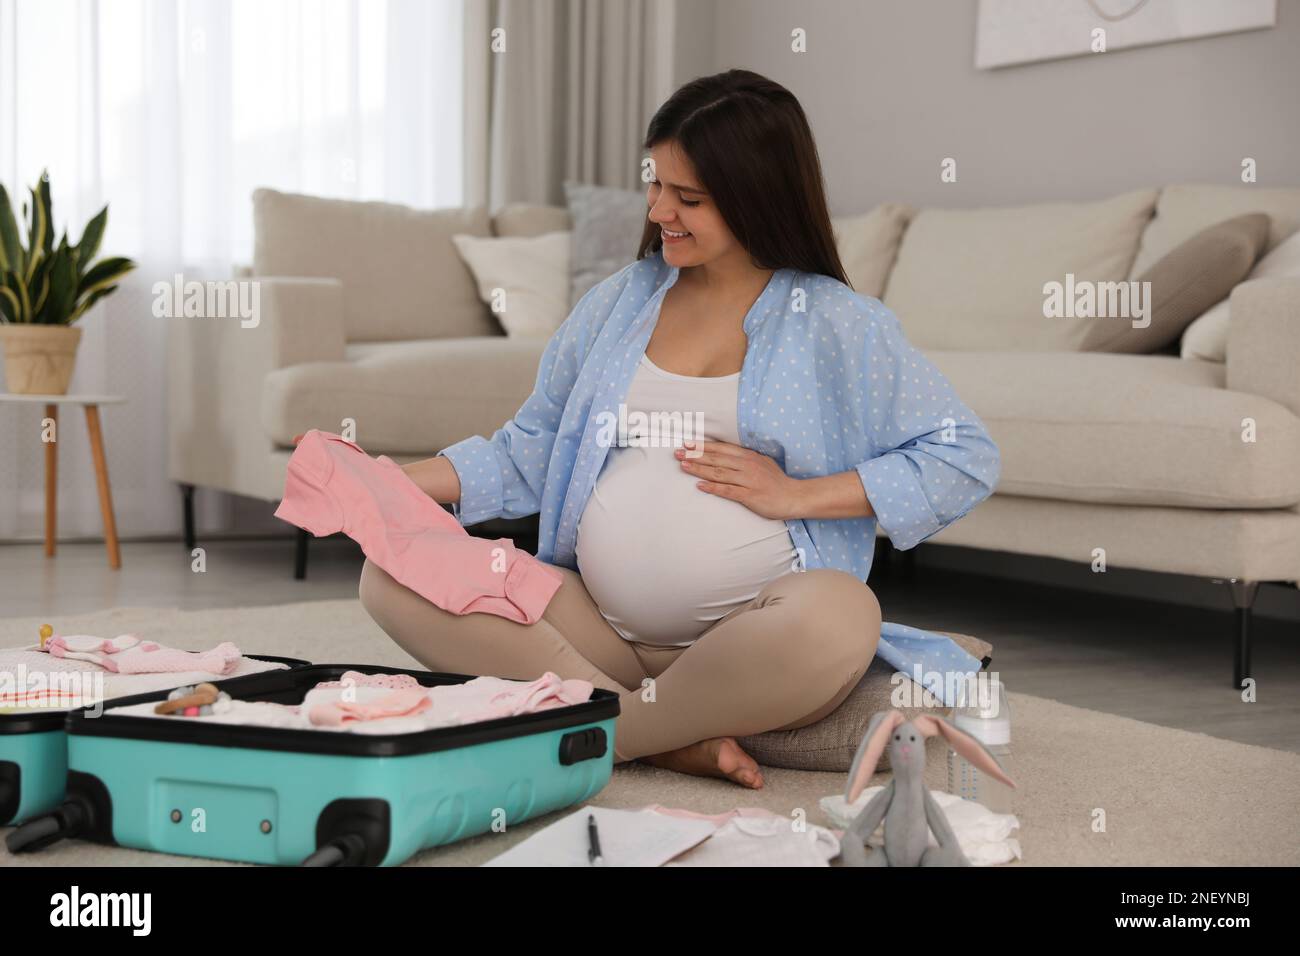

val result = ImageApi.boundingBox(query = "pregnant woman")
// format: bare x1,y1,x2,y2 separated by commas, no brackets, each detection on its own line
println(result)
359,69,999,788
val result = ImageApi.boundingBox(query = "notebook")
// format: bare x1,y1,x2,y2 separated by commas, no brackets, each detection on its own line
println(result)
483,806,718,867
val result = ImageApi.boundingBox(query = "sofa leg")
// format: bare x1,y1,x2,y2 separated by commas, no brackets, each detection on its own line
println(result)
1228,579,1259,690
180,483,196,550
294,528,309,580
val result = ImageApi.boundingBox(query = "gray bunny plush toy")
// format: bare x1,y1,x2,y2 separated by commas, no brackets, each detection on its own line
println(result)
839,709,1016,867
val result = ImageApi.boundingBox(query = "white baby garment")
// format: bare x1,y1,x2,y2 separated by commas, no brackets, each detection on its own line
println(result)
819,787,1022,866
663,814,841,867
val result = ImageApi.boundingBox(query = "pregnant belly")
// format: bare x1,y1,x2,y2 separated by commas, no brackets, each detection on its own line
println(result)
575,448,797,645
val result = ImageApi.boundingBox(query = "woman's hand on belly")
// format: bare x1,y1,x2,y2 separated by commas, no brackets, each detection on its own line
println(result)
673,439,803,521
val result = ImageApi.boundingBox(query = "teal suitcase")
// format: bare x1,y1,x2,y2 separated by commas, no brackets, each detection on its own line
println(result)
0,654,308,828
6,663,619,866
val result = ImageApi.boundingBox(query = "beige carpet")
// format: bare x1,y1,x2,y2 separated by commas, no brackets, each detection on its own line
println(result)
3,601,1297,867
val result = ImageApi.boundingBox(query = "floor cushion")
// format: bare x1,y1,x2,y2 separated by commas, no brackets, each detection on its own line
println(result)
738,632,993,773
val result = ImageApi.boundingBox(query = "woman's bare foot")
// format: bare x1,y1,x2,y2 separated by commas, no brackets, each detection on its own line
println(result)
640,737,765,789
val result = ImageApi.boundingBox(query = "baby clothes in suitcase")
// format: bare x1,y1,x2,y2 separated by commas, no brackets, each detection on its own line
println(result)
6,664,619,866
1,650,308,827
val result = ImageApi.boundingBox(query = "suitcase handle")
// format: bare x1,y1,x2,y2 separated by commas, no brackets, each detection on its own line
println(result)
4,797,89,854
0,772,15,826
558,727,607,765
301,833,368,867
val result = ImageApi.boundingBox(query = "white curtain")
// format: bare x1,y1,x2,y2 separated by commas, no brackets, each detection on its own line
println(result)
462,0,676,210
0,0,464,542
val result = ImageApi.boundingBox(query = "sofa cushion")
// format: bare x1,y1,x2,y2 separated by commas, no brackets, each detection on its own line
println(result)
252,188,499,343
1181,229,1300,363
492,198,916,303
832,202,915,299
738,632,992,773
1081,214,1269,354
451,231,571,337
928,349,1300,509
492,203,571,238
1227,277,1300,422
271,340,1300,508
883,189,1157,352
1131,184,1300,277
262,337,548,454
564,180,648,307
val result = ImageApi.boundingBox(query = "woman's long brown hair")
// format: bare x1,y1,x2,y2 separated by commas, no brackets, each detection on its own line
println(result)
636,69,849,287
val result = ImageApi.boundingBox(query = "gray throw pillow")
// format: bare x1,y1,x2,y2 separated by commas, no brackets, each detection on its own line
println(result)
1080,213,1269,353
564,180,648,307
737,632,994,773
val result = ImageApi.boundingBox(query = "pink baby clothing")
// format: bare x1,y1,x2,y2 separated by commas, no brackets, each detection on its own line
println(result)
311,670,424,691
274,431,562,625
301,671,594,729
424,672,594,726
40,634,140,664
35,634,244,676
99,670,593,733
306,687,434,727
1,645,288,712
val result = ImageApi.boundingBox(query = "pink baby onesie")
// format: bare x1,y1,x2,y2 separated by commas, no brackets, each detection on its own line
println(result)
424,672,594,725
37,634,244,675
274,431,562,624
301,672,592,729
306,687,434,727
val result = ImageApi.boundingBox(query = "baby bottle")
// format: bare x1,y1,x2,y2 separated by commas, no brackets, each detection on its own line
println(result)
945,675,1013,814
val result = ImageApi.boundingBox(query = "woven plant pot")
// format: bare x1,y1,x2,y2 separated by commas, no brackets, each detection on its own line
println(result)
0,324,83,395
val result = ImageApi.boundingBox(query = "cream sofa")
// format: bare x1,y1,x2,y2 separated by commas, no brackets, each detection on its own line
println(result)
167,186,1300,686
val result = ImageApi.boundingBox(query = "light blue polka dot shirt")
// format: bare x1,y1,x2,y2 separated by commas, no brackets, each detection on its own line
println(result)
438,251,1001,703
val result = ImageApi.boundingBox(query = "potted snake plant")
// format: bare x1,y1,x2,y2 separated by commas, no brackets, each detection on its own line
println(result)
0,171,135,394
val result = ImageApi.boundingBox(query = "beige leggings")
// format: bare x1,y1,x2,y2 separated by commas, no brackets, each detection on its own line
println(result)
358,559,881,762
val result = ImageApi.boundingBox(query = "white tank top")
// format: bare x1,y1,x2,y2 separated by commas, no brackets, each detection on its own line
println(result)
575,353,799,646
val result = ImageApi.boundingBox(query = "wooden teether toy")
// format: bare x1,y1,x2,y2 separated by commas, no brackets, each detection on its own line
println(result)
154,682,222,716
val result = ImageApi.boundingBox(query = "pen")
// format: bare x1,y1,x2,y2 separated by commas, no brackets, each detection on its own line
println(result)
587,813,604,866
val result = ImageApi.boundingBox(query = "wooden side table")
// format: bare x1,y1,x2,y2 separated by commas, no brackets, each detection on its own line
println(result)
1,393,126,569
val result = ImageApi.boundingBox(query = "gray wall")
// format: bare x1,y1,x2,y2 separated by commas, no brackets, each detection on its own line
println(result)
676,0,1300,214
670,0,1300,620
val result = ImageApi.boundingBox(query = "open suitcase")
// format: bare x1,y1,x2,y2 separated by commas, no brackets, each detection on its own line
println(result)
6,663,620,866
0,654,308,828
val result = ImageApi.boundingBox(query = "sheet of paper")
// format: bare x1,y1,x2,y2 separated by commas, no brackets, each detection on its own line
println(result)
483,806,718,867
